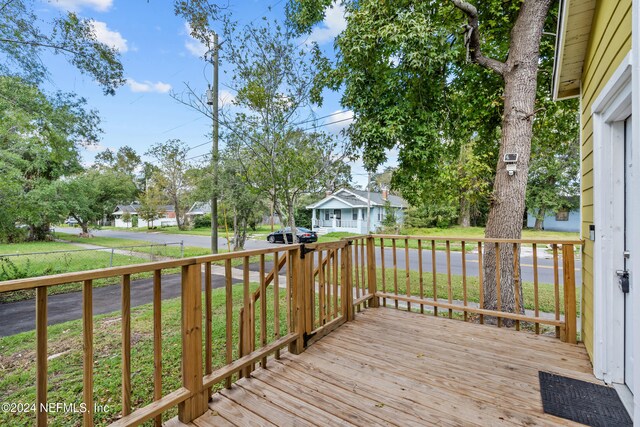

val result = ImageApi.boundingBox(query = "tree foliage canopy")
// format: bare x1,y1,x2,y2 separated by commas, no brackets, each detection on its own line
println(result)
0,0,125,94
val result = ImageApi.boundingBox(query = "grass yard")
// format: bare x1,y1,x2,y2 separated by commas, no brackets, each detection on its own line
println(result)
0,284,289,426
400,226,579,240
372,267,573,317
0,241,150,301
55,232,211,258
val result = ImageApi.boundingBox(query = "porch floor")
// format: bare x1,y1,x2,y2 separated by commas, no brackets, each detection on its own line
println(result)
175,307,596,426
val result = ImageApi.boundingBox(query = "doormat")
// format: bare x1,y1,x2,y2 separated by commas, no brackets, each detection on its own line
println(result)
539,371,632,427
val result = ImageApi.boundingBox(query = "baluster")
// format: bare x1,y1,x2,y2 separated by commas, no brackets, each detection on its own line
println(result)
462,242,467,321
225,260,233,387
418,240,424,314
553,244,560,338
446,241,452,319
121,274,131,416
36,287,47,427
533,244,540,334
153,270,162,426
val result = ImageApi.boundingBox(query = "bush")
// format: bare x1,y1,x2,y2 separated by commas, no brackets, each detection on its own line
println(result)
405,204,458,228
193,214,211,229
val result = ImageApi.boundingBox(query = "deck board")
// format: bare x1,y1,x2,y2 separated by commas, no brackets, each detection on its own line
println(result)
179,307,597,427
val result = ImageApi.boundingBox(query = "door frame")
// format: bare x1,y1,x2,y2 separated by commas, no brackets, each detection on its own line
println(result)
591,52,638,403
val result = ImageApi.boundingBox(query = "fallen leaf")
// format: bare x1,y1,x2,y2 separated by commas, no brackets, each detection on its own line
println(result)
375,403,385,408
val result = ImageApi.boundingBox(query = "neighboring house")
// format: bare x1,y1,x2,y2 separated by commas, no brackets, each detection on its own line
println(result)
306,188,408,234
554,0,638,418
185,202,211,223
525,208,580,232
112,203,178,228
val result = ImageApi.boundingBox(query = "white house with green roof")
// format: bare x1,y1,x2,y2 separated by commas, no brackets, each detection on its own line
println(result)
306,188,408,235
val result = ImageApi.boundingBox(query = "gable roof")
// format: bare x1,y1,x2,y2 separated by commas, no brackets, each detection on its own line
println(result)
113,203,175,215
186,202,212,215
552,0,596,100
306,188,408,209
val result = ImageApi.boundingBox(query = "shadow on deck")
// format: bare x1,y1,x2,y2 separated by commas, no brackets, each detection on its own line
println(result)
172,307,595,427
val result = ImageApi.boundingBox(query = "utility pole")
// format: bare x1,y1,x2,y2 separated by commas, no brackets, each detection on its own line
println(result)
207,33,220,254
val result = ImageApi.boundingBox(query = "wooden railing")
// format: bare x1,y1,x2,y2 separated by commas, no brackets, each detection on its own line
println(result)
0,234,581,426
367,235,581,343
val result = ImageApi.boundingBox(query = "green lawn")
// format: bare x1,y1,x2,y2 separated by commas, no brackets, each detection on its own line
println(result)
400,226,579,240
0,241,150,301
373,267,572,317
0,284,288,426
56,232,211,258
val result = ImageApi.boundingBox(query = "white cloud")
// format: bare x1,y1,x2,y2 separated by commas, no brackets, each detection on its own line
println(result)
84,143,106,152
184,23,209,58
325,109,354,132
219,89,236,106
308,1,347,45
126,78,172,94
90,21,128,53
52,0,113,12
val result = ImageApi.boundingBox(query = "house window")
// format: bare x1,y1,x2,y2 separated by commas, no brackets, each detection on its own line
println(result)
555,209,569,221
352,210,358,220
324,210,330,220
378,208,384,221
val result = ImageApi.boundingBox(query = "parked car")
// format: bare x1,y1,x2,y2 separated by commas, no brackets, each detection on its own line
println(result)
267,227,317,244
64,217,79,226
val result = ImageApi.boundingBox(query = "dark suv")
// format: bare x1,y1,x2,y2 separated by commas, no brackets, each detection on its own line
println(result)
267,227,318,244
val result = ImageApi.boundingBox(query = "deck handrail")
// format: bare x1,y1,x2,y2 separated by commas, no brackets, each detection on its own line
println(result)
0,234,582,426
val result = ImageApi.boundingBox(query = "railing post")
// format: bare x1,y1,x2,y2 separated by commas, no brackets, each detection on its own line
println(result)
344,241,355,321
562,244,577,344
178,262,207,422
366,236,379,307
289,247,306,355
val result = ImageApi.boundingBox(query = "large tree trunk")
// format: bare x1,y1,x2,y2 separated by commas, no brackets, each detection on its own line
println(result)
28,224,50,241
458,198,471,227
481,0,552,320
286,198,298,244
534,208,545,230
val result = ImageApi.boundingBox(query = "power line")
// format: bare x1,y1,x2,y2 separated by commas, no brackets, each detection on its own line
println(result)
301,116,354,131
292,110,352,126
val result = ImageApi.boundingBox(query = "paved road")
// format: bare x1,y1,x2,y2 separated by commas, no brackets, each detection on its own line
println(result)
84,229,273,250
0,272,241,337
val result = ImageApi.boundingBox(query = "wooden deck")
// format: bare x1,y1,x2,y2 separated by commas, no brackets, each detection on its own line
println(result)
175,307,596,427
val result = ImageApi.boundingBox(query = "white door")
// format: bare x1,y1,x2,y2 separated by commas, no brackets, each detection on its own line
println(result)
624,115,634,392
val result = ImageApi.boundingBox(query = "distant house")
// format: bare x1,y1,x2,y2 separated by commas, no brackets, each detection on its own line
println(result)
306,188,408,234
526,208,580,232
112,203,177,228
185,202,211,220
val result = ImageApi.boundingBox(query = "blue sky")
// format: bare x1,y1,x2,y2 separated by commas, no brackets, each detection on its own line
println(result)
39,0,397,188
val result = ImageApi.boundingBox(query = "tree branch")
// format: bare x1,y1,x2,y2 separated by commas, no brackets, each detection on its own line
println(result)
450,0,507,76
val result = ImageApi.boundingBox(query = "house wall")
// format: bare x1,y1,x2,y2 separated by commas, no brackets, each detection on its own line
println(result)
525,210,580,232
580,0,632,359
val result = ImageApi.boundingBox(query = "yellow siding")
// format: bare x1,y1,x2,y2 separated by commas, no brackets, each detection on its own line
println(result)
579,0,632,360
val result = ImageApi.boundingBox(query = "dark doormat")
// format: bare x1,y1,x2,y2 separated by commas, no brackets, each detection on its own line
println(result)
539,371,632,427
